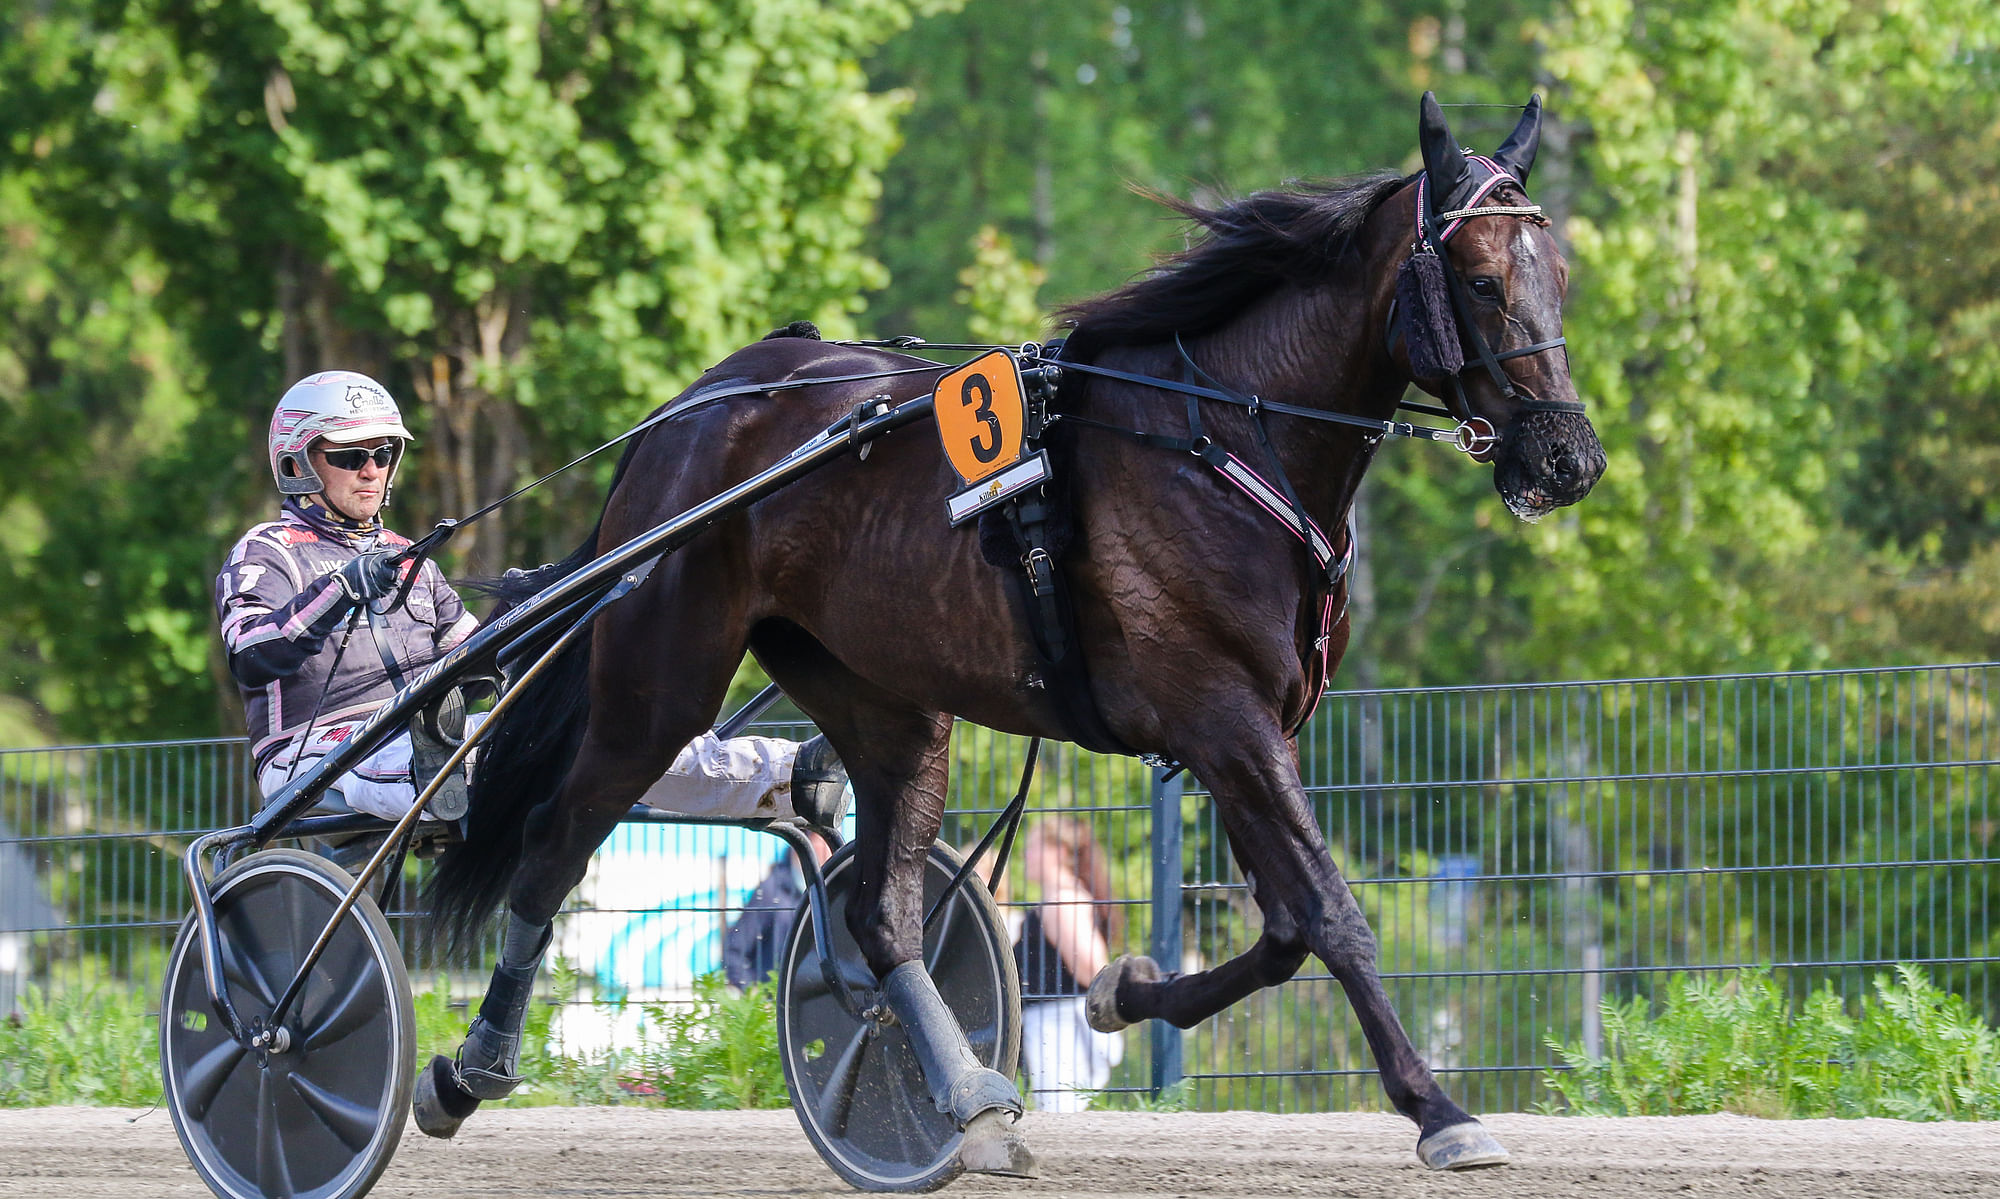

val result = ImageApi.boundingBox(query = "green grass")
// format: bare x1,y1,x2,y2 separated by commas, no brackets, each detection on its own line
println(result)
1542,964,2000,1120
1081,1077,1194,1112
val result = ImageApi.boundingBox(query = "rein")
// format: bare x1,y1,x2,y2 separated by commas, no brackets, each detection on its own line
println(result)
382,360,952,593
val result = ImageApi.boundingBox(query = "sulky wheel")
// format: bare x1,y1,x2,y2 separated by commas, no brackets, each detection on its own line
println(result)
778,840,1022,1193
161,848,415,1199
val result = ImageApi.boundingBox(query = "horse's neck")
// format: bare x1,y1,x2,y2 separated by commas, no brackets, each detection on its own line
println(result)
1184,282,1403,532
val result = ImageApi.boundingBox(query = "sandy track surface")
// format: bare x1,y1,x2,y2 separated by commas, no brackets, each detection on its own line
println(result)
6,1106,1999,1198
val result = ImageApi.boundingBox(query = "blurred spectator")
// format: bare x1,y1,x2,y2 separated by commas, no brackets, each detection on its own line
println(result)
723,832,830,989
1013,815,1125,1110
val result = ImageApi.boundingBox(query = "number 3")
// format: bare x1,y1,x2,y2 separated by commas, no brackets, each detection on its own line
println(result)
961,373,1002,464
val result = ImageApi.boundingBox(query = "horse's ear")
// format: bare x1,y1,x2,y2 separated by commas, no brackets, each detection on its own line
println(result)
1418,91,1470,210
1492,94,1543,186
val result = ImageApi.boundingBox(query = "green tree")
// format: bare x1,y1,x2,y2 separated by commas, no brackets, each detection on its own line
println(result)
864,0,1552,341
954,226,1045,344
1,0,918,741
1514,0,2000,678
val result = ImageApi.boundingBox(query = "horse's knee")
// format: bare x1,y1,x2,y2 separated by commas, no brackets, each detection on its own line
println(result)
846,897,915,976
1254,938,1311,988
1311,909,1384,984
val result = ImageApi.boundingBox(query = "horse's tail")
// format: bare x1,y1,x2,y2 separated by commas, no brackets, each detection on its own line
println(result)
427,439,650,954
425,534,599,953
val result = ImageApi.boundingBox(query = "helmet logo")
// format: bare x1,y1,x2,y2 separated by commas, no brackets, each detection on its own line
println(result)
344,383,389,413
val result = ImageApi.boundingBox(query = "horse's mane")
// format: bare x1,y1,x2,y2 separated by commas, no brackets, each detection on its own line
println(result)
1057,171,1410,361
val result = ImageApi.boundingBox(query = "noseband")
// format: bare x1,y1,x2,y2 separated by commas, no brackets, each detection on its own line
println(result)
1386,158,1582,453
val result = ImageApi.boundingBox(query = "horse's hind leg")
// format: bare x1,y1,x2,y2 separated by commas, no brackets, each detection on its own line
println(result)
1105,714,1506,1171
417,565,752,1137
754,626,1034,1177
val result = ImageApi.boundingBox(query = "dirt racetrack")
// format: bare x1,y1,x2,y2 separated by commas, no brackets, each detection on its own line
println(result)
5,1106,1998,1198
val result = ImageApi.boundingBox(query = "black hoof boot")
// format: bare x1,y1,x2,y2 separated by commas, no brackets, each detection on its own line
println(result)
412,1054,482,1139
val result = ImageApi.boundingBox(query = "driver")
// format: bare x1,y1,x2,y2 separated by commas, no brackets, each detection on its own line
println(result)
215,370,846,858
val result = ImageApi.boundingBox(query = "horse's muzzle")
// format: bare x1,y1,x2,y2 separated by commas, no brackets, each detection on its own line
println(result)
1494,411,1605,521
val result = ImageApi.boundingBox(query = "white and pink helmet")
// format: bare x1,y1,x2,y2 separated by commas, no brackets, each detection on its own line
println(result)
268,370,416,496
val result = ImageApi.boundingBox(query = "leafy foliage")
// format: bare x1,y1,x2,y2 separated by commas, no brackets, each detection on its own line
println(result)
633,973,790,1110
1544,965,2000,1119
956,227,1047,346
413,966,787,1110
0,985,163,1107
1,0,920,741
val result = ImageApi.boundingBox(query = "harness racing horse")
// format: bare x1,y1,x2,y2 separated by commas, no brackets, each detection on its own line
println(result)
420,93,1604,1177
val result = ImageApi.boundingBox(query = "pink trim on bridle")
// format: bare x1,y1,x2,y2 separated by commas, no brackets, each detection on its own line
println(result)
1417,156,1521,245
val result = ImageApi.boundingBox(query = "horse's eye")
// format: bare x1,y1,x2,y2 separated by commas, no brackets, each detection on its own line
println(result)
1471,277,1503,302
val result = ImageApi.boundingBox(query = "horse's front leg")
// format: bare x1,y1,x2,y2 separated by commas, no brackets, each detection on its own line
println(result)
1112,710,1507,1171
777,671,1034,1178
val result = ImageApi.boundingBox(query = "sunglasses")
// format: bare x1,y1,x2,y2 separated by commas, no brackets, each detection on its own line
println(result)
316,443,398,472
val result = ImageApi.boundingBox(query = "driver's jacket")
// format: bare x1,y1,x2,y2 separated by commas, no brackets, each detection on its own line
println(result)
216,498,477,775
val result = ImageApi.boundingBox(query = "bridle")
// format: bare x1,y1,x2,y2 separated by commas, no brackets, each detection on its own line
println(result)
1385,158,1582,455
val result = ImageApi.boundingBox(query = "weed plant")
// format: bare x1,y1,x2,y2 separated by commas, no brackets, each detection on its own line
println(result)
1543,964,2000,1119
0,985,163,1106
413,965,789,1108
631,973,790,1109
0,962,789,1110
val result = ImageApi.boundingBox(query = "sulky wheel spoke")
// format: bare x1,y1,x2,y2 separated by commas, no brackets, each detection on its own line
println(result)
883,1057,932,1162
288,1071,381,1153
963,1019,999,1063
179,1037,249,1122
791,953,876,1007
220,933,279,1011
813,1023,874,1139
288,884,323,967
256,1070,297,1199
923,891,962,976
300,957,381,1052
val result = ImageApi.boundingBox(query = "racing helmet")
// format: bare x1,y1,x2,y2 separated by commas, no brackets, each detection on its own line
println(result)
268,370,415,496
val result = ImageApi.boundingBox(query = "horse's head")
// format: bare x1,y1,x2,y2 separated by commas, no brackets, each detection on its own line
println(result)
1393,93,1605,521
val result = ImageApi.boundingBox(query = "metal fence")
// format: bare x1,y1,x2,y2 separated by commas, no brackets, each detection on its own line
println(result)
5,663,1997,1113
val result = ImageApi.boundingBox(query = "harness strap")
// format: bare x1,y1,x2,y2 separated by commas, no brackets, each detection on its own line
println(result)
1058,407,1351,736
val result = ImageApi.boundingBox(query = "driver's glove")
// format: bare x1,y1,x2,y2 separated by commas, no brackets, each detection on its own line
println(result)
335,549,402,605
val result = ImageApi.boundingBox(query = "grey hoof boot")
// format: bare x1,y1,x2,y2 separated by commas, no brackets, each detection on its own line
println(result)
412,1054,482,1139
790,734,849,836
1087,953,1160,1033
455,1015,528,1101
959,1108,1039,1179
1417,1120,1511,1170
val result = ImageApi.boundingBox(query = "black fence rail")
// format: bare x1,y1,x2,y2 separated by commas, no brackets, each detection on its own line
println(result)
4,663,1996,1113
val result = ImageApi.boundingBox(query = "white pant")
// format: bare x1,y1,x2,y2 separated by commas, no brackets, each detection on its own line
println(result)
261,717,802,824
1020,996,1125,1112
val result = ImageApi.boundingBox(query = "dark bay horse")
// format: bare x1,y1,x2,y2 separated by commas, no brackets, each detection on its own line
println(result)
421,93,1604,1175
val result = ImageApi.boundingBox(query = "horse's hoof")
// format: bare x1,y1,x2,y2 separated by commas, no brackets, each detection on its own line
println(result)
958,1108,1039,1179
1416,1120,1510,1170
1086,954,1159,1033
412,1054,481,1140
